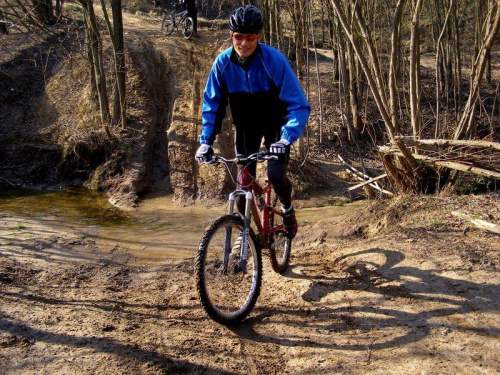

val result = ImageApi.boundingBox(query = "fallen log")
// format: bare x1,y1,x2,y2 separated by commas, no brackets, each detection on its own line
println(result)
338,155,380,183
399,138,500,151
0,177,16,186
379,147,500,180
344,169,394,196
348,173,388,191
451,211,500,235
338,155,393,196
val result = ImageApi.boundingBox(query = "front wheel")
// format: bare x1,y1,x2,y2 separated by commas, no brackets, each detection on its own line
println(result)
183,16,194,39
161,13,175,35
195,215,262,325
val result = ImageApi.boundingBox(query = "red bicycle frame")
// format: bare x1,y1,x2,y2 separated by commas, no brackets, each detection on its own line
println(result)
236,168,284,249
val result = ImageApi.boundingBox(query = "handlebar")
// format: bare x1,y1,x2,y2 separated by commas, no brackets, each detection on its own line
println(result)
204,150,278,165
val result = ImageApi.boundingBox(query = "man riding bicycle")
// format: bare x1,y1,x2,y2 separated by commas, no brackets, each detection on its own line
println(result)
195,5,310,238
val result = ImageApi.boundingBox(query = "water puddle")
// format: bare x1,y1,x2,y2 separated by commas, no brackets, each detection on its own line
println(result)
1,188,366,265
299,200,367,224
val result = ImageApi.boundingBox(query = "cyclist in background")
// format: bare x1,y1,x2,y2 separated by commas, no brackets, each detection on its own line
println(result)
184,0,198,37
195,5,310,238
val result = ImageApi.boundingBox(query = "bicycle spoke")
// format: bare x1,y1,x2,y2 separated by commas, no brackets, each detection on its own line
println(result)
183,16,194,39
268,192,292,273
161,13,175,35
204,224,254,311
196,215,262,323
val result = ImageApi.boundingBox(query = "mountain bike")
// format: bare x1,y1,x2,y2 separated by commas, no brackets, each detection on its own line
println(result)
195,150,293,325
161,3,194,39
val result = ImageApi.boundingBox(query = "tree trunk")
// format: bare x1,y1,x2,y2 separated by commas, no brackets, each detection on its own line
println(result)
82,0,111,136
330,0,396,141
353,1,388,111
485,50,492,84
55,0,62,16
308,1,324,144
293,0,304,79
337,24,354,143
434,0,445,95
83,9,98,102
263,0,273,45
262,0,268,42
435,0,453,138
96,0,126,129
274,0,282,51
111,0,126,129
347,38,361,133
329,9,339,81
454,1,500,139
409,0,423,138
389,0,405,134
0,9,8,34
453,2,462,118
32,0,54,25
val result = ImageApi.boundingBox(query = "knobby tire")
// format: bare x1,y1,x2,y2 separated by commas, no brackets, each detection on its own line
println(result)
183,17,194,39
161,13,175,35
269,229,292,273
268,191,292,273
195,215,262,325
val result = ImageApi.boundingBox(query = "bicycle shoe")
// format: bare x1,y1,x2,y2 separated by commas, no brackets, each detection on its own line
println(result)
282,206,297,239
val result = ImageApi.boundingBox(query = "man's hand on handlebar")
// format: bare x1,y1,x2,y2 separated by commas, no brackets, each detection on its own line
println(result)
195,144,214,163
269,139,290,155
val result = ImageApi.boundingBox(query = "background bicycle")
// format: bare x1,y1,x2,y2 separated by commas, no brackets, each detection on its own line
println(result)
195,151,293,325
161,1,194,39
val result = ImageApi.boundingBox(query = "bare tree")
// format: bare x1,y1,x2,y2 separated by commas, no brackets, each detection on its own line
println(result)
454,1,500,140
308,1,323,144
434,0,453,138
0,8,8,34
409,0,423,138
388,0,405,134
80,0,111,136
452,0,462,118
32,0,54,24
99,0,126,129
329,0,396,141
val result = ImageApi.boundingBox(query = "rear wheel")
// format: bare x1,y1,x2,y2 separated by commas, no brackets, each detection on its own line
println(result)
195,215,262,325
269,228,292,273
183,17,194,39
161,13,175,35
268,192,292,273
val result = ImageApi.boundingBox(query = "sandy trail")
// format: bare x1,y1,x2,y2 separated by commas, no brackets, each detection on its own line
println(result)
1,8,500,375
1,193,499,374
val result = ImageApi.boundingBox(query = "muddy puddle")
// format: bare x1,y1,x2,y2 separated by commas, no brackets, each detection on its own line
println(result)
0,188,365,265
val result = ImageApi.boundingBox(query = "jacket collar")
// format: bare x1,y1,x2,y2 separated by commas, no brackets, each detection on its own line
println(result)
230,44,261,70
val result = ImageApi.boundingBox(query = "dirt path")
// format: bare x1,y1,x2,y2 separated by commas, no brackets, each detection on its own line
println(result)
1,10,500,375
115,9,231,205
1,194,499,374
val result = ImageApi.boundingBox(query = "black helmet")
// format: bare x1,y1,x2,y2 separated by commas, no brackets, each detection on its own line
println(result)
229,5,263,34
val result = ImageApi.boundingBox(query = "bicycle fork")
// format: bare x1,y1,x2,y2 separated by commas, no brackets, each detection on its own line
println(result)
225,190,253,273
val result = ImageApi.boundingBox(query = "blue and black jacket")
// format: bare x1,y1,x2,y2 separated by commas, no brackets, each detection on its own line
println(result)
199,43,311,146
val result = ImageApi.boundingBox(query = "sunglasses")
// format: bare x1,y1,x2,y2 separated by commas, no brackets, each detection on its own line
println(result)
232,33,258,42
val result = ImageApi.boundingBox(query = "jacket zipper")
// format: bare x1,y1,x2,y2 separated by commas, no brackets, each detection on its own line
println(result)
245,71,251,93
